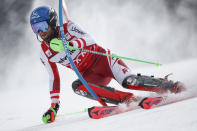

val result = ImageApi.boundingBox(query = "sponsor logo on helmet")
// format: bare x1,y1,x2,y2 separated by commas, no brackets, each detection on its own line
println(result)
31,11,41,19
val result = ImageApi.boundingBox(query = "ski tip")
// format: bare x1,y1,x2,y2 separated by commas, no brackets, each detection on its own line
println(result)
88,106,119,119
139,97,164,109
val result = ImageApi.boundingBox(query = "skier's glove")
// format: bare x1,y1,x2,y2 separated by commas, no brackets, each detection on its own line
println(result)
42,103,59,124
50,38,74,52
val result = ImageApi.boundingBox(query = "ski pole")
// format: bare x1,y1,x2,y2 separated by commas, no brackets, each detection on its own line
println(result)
67,45,162,66
59,0,107,107
62,0,70,22
67,108,88,115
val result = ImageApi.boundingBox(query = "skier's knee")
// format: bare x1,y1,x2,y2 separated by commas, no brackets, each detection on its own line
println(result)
72,79,94,100
72,79,82,92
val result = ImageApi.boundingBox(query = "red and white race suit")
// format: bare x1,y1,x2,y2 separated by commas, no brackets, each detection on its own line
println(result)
40,21,132,103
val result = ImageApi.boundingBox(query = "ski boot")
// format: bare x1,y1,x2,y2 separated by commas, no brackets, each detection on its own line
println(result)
159,73,186,93
42,103,59,124
170,81,186,93
122,73,186,94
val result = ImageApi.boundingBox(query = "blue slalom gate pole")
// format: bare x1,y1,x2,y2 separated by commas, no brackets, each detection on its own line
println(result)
58,0,107,106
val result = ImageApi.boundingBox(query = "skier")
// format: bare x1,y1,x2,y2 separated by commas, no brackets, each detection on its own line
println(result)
30,6,185,123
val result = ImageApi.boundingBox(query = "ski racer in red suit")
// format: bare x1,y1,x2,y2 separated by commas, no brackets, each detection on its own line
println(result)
30,6,185,123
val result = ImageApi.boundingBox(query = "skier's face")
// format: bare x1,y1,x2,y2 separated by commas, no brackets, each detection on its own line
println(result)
38,26,54,42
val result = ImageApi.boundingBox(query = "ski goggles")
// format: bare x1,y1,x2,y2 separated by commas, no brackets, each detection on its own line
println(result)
31,21,49,34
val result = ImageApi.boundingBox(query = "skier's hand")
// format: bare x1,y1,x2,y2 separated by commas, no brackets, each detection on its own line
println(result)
42,103,59,124
50,38,74,52
50,38,64,52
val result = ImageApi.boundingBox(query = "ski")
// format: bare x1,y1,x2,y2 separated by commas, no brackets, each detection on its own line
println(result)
88,97,164,119
88,94,197,119
88,105,139,119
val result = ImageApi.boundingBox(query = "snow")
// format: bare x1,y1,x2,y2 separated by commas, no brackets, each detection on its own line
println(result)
1,0,197,130
0,58,197,131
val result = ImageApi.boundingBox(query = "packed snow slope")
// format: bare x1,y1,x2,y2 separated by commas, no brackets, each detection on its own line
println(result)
0,58,197,131
0,0,197,131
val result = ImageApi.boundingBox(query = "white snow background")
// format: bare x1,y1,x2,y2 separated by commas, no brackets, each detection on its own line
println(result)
0,0,197,131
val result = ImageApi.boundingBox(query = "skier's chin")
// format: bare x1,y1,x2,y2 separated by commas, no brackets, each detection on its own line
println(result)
41,35,50,42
